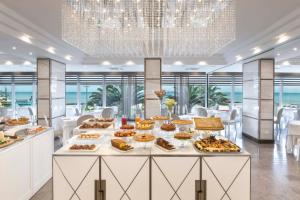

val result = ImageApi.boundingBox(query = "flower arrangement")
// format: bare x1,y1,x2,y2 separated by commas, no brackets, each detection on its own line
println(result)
165,98,176,112
154,89,166,100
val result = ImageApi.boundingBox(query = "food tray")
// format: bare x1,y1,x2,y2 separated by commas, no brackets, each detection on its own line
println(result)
192,142,242,153
154,143,176,152
66,144,100,152
0,139,15,148
111,146,134,153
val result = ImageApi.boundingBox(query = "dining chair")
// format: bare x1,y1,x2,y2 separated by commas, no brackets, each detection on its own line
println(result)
295,109,300,120
196,107,208,117
274,107,284,139
76,115,94,126
223,109,238,141
101,107,114,119
75,107,81,116
43,115,49,127
28,107,35,125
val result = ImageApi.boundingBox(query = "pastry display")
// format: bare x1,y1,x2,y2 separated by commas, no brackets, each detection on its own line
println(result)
160,123,176,131
78,133,101,139
26,126,47,135
6,117,29,126
133,134,155,142
136,123,154,130
140,119,155,125
174,132,192,140
114,130,136,137
194,117,224,131
79,123,111,129
69,144,97,151
151,115,169,121
87,118,114,123
120,124,135,129
172,119,193,125
111,139,133,151
194,136,241,152
156,138,175,151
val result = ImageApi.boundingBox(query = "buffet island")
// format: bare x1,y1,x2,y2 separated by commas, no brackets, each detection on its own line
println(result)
53,117,250,200
0,117,54,200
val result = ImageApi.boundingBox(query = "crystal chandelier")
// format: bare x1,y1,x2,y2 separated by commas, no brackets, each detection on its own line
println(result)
62,0,236,58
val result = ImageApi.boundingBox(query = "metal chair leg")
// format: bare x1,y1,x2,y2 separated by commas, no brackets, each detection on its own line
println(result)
234,123,237,141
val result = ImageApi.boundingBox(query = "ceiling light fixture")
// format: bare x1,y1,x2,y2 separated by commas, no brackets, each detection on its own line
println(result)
5,61,13,65
126,61,135,65
293,47,298,51
19,34,32,44
23,61,32,66
282,61,290,66
235,55,242,61
12,46,17,50
174,61,183,65
252,47,262,54
277,34,289,44
102,61,111,65
29,52,33,56
47,47,56,54
65,55,72,61
198,61,207,65
276,53,280,56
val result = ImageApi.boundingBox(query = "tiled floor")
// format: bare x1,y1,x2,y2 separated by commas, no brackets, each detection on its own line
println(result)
31,131,300,200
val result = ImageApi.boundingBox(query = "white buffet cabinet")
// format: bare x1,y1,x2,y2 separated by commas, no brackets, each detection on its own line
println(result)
53,137,250,200
0,128,54,200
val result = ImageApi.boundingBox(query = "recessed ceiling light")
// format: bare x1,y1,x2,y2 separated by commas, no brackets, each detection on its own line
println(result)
293,47,298,51
102,61,111,65
174,61,183,65
5,61,13,65
282,61,290,66
29,52,33,56
47,47,55,54
198,61,207,65
19,34,32,44
235,55,242,61
12,46,16,50
126,60,134,65
276,53,280,56
65,55,72,61
23,61,31,66
277,34,289,44
252,47,262,54
0,52,4,54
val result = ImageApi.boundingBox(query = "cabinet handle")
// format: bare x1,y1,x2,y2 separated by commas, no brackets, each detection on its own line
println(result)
195,180,206,200
95,180,106,200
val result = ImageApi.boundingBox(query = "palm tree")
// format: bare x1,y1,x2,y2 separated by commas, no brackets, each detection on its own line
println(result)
188,85,229,108
136,84,144,104
86,87,103,107
106,85,122,106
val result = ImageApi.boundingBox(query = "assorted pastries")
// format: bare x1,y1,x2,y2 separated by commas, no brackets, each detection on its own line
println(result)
133,134,155,142
114,130,136,137
6,117,29,126
111,139,133,151
151,115,169,121
88,118,114,123
172,119,193,125
140,119,155,125
26,126,47,135
160,123,176,131
78,133,101,139
174,132,192,140
79,123,111,129
120,124,135,129
136,123,154,130
156,138,175,151
69,144,96,151
194,117,224,131
194,136,241,152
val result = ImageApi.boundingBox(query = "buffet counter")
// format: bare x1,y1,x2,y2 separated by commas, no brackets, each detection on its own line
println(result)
53,128,250,200
0,128,54,200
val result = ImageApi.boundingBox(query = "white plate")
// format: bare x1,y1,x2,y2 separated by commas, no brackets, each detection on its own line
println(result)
111,145,134,153
66,144,100,152
154,143,176,152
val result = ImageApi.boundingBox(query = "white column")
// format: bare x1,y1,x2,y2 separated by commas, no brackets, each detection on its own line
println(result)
11,83,16,117
76,75,81,108
279,79,283,107
231,75,235,108
102,75,106,107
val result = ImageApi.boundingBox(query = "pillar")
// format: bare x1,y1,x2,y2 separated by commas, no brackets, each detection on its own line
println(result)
37,58,66,132
144,58,161,119
242,59,274,143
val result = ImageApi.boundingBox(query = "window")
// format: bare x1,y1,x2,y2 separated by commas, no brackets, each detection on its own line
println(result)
0,85,12,108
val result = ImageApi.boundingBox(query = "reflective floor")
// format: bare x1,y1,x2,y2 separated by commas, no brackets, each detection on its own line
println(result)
31,130,300,200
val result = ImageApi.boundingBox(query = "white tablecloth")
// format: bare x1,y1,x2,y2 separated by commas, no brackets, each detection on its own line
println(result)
287,120,300,153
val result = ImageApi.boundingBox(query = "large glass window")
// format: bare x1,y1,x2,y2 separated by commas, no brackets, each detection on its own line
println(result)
0,85,12,109
66,85,77,106
81,85,103,110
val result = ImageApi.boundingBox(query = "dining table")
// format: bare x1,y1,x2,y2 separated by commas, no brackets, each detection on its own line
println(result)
286,120,300,154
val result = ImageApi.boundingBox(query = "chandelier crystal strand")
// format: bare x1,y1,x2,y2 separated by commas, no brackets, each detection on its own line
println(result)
62,0,236,58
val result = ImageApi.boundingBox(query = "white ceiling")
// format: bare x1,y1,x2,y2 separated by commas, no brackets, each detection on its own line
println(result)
0,0,300,72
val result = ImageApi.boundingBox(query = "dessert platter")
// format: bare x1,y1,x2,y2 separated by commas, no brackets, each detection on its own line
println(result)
111,139,134,152
155,138,176,151
114,130,136,137
26,126,47,135
140,119,155,125
160,123,176,131
172,119,193,125
136,123,154,130
193,136,241,153
120,124,135,130
79,122,111,129
151,115,169,121
194,117,224,131
5,117,29,126
68,144,99,152
77,133,101,140
174,132,192,140
0,134,15,148
133,134,155,142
